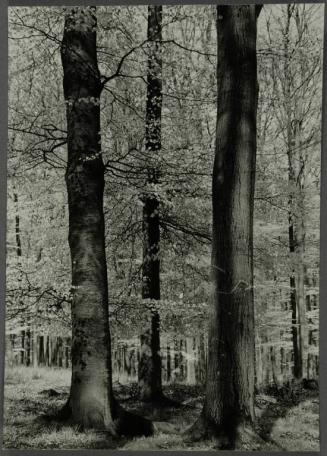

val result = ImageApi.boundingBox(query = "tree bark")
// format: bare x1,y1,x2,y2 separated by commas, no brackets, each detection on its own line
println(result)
13,190,29,366
61,7,152,435
138,5,164,402
188,5,261,448
284,5,307,380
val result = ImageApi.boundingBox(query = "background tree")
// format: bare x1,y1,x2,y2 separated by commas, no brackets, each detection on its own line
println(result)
255,4,322,384
138,5,164,402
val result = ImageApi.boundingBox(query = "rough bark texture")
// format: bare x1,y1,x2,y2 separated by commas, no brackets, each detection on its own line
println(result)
138,5,164,402
188,5,261,448
60,7,152,436
61,6,115,430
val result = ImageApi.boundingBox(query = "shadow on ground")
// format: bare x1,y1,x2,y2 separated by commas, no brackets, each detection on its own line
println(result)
255,381,319,451
3,367,320,450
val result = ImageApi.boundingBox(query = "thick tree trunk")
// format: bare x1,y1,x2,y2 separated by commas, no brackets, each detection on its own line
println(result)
138,5,164,402
187,6,261,448
60,7,152,436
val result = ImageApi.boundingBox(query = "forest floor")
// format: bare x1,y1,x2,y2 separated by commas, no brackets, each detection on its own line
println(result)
2,366,319,450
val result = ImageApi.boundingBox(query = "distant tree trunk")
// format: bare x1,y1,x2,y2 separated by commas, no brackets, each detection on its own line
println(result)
45,336,50,366
186,337,196,385
14,192,22,259
13,191,29,367
39,335,45,365
138,5,164,402
60,7,152,436
57,337,63,368
270,346,278,385
284,5,307,380
20,330,25,365
188,5,262,448
32,328,38,368
65,337,71,368
166,343,171,382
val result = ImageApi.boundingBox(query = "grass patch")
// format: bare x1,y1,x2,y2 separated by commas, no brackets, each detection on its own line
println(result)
2,366,319,450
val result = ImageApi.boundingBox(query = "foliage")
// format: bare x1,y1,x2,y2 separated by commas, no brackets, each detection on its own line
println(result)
7,5,322,381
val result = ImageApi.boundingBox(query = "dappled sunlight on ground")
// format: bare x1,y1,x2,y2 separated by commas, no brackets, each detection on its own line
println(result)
3,366,319,450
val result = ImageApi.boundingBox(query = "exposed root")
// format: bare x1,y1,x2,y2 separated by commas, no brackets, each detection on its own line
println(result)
153,421,179,434
39,397,154,438
139,392,180,408
183,415,210,443
151,394,180,408
34,398,72,427
230,422,266,450
114,405,154,437
183,415,266,450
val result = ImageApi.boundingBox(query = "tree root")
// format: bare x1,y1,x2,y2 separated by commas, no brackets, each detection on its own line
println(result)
114,404,154,437
183,416,266,450
144,393,180,408
38,397,154,438
183,415,210,443
231,423,267,451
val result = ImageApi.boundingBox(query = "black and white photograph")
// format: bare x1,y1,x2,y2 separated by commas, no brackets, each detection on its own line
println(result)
3,3,323,451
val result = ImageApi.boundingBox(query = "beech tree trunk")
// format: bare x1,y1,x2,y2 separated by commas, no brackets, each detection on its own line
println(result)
13,190,28,365
61,7,152,436
288,122,306,380
138,5,164,402
189,5,261,448
284,5,307,380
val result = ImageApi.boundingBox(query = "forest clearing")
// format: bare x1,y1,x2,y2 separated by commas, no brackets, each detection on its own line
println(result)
5,3,322,451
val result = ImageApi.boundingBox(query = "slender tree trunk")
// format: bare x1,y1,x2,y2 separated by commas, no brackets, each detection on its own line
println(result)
284,4,307,381
138,5,164,402
45,336,49,366
188,5,261,448
288,120,306,380
60,7,152,435
65,338,70,368
186,337,196,385
13,190,29,367
39,335,45,365
14,192,22,258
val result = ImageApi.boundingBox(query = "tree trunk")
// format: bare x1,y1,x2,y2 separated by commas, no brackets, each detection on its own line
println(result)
138,5,164,402
13,191,27,367
188,5,261,448
65,338,70,368
21,330,25,365
39,335,45,365
166,343,171,382
282,4,308,381
45,336,49,366
60,7,152,436
186,337,196,385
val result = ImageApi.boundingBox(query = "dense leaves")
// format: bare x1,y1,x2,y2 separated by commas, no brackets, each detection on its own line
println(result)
7,5,321,385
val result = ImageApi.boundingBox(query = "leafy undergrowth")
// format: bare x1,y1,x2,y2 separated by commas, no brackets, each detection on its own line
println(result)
3,366,319,450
